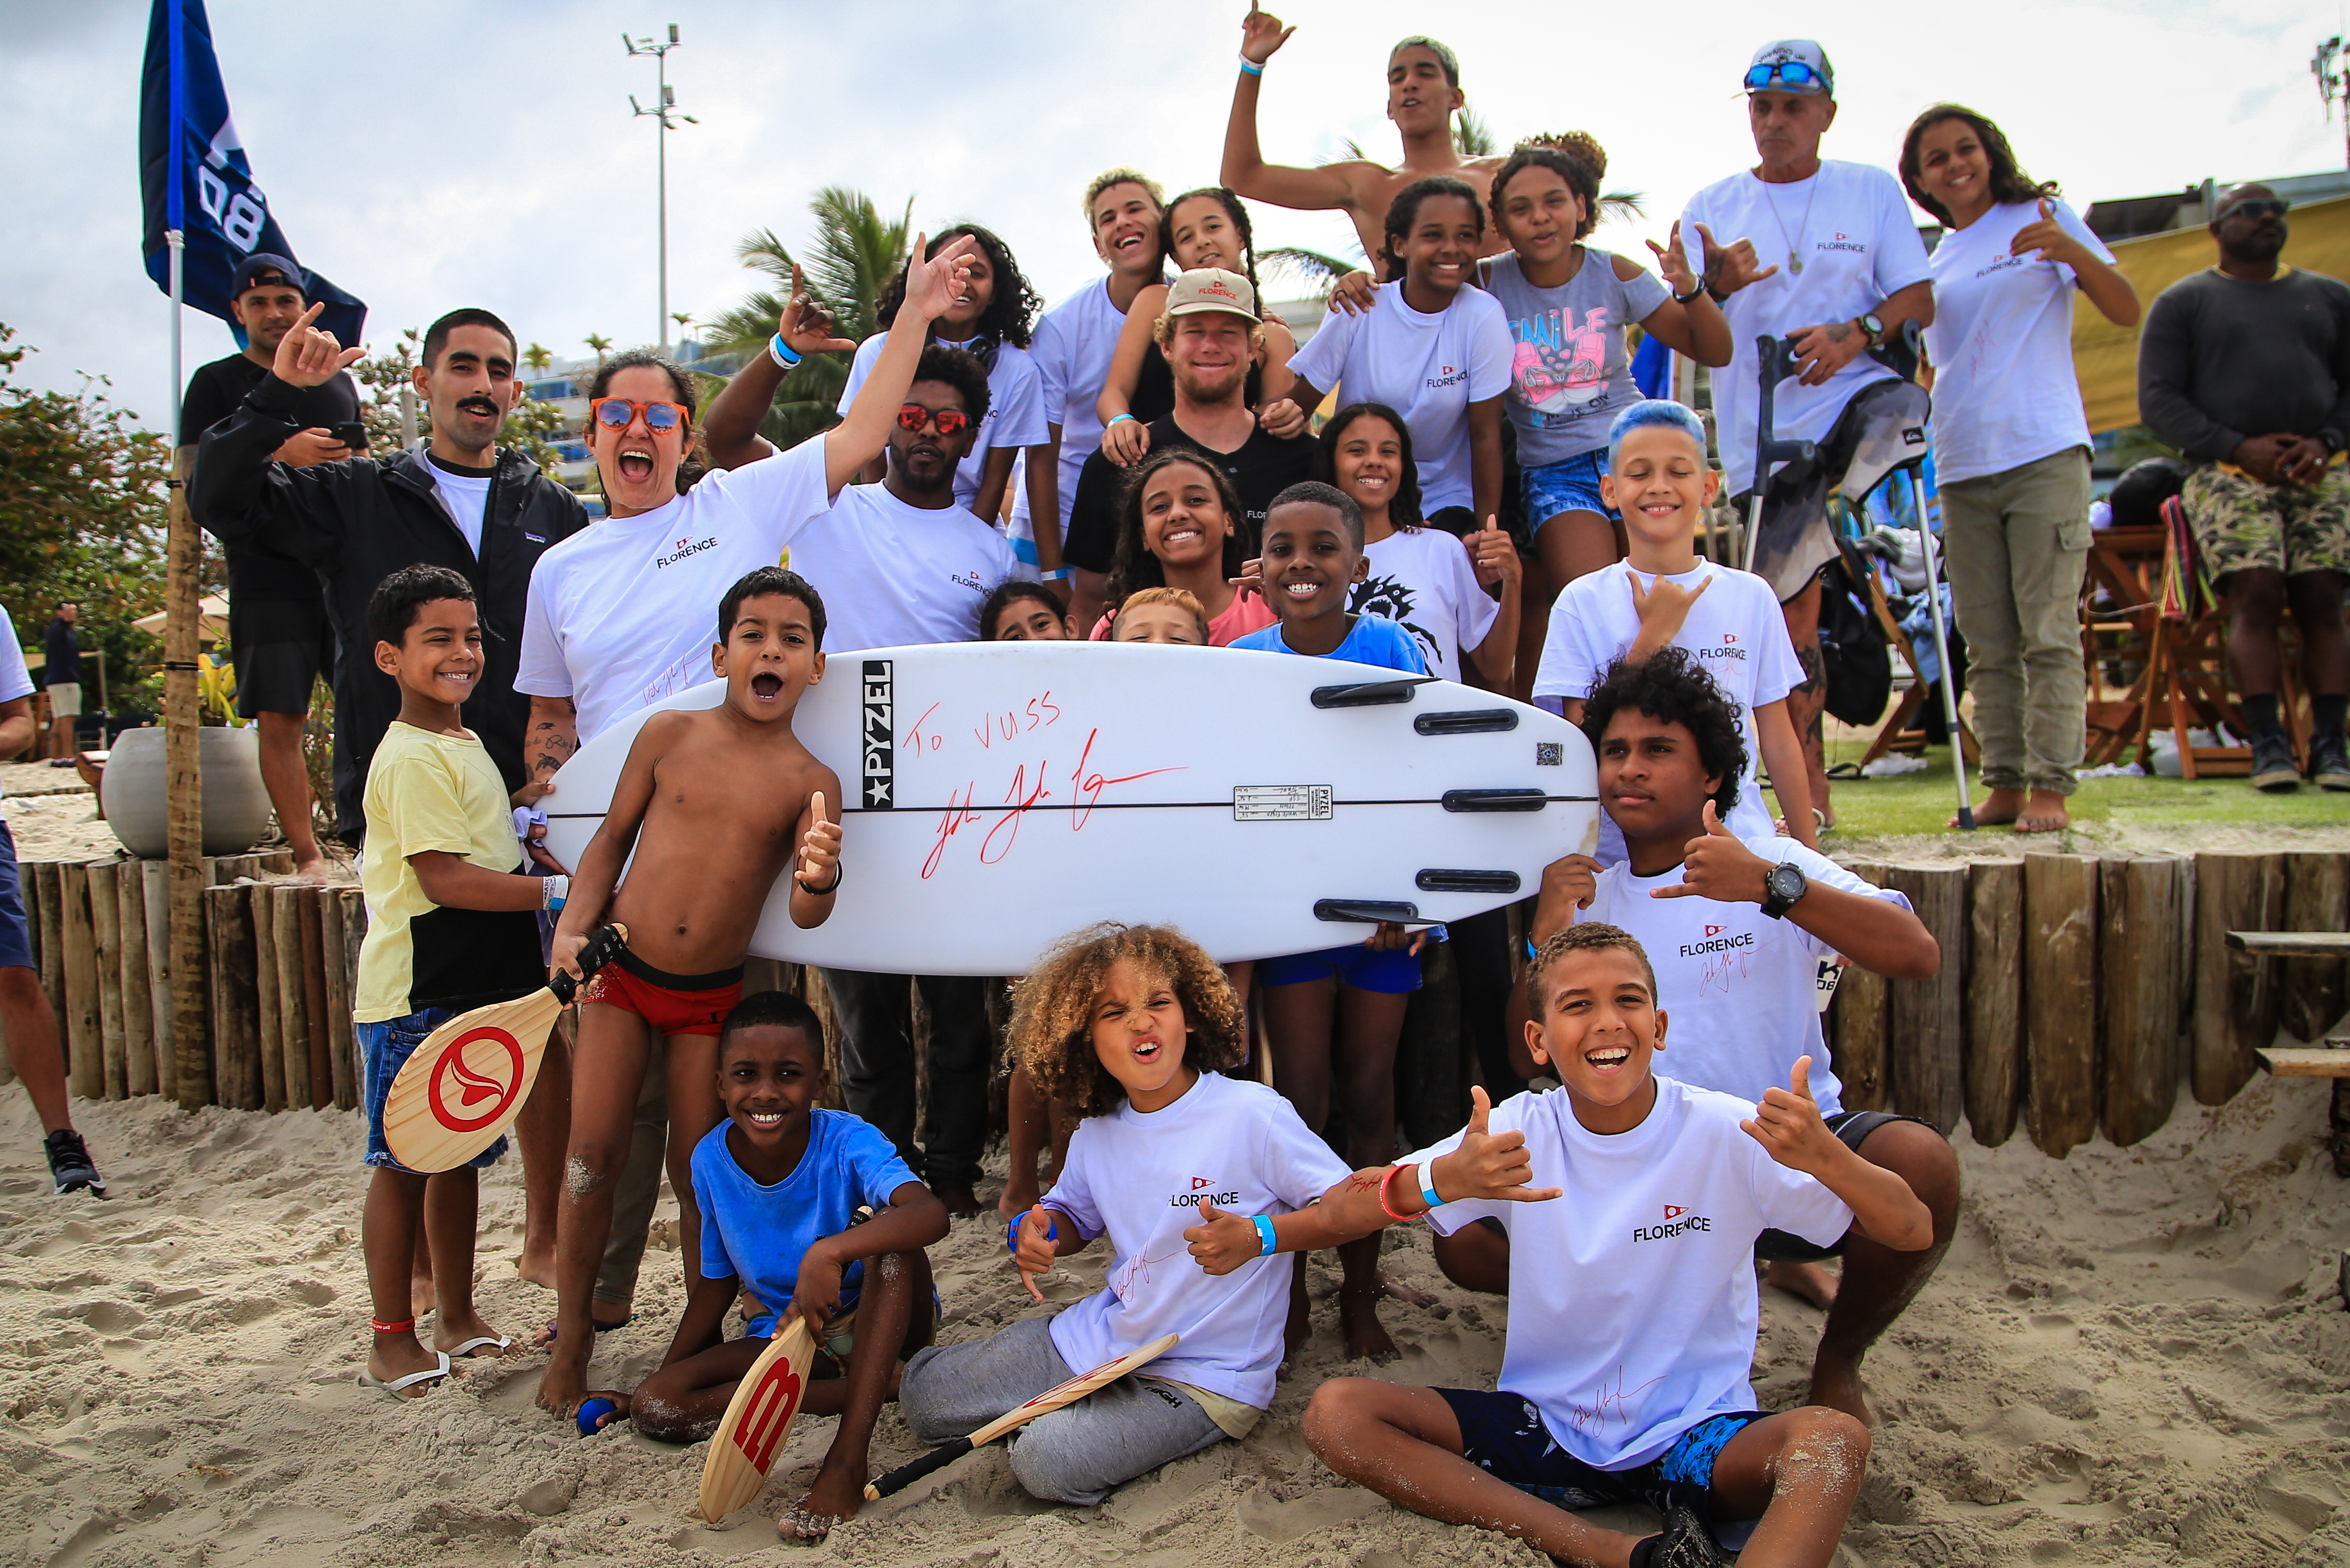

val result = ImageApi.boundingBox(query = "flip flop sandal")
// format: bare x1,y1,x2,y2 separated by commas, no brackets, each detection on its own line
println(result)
358,1351,453,1399
779,1505,843,1541
444,1335,513,1359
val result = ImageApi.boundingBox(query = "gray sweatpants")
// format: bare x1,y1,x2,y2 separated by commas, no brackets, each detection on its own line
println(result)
898,1314,1226,1505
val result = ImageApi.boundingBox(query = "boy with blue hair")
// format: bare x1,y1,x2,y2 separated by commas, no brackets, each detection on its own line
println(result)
1531,400,1818,856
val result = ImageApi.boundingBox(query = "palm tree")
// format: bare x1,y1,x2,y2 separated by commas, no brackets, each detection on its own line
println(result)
1454,107,1496,158
523,343,553,374
670,312,695,345
1263,244,1369,301
706,186,914,451
584,332,612,366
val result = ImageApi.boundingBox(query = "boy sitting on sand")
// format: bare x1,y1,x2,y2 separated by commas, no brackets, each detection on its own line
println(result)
539,566,845,1416
353,566,556,1396
1189,924,1932,1567
586,991,946,1540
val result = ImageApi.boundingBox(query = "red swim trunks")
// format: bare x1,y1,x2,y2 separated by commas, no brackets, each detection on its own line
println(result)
578,949,745,1037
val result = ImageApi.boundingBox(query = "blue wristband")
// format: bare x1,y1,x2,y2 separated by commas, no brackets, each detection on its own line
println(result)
1106,412,1137,427
1008,1212,1058,1251
1421,1170,1443,1211
1040,568,1072,583
1251,1214,1277,1257
768,333,802,370
1239,57,1264,76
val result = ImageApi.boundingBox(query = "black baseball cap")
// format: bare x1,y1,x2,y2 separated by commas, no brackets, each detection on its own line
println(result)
232,253,306,298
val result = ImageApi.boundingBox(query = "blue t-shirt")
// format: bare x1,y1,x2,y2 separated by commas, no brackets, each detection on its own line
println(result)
1230,613,1428,673
691,1109,921,1337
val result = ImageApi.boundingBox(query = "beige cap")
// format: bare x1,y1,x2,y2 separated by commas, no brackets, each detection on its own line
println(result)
1165,267,1257,321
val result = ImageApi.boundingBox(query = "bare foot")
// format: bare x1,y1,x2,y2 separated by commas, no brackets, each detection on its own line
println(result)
526,1303,631,1351
366,1332,451,1398
515,1242,558,1291
997,1170,1040,1224
1765,1260,1840,1312
433,1306,512,1358
1339,1282,1399,1364
931,1180,981,1220
1806,1356,1876,1427
2012,789,2071,834
410,1275,436,1321
784,1453,868,1539
536,1342,591,1415
1964,786,2026,828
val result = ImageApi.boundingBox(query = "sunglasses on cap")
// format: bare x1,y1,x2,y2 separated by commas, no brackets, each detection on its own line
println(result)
1744,61,1826,92
897,404,971,436
588,396,688,432
2222,199,2290,220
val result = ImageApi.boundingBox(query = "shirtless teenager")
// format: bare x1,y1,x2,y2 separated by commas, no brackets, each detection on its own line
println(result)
1222,6,1507,264
535,567,844,1415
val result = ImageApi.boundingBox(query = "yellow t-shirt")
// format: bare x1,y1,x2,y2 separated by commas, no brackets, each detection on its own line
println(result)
354,722,543,1023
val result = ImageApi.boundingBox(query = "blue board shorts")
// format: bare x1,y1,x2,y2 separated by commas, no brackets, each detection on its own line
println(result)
0,821,32,972
1258,942,1425,994
1523,450,1617,525
1437,1386,1767,1524
359,1005,509,1173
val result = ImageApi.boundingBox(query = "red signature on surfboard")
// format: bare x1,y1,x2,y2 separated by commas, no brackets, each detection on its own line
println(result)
920,727,1184,879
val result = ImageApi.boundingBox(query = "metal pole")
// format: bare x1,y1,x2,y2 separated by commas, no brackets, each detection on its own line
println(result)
656,48,668,349
1907,469,1974,830
163,227,213,1105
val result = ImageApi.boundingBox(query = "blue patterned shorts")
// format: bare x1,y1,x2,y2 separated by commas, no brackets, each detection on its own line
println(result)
1435,1387,1767,1522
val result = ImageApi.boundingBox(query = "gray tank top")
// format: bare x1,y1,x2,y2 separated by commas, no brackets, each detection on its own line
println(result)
1483,248,1671,467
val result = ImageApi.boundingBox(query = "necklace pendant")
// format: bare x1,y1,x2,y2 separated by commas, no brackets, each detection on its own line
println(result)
1790,256,1804,275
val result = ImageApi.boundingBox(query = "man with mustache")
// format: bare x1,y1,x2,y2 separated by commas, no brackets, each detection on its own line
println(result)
2140,183,2350,791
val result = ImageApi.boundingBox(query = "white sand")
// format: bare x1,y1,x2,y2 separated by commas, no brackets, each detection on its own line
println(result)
2,1065,2346,1566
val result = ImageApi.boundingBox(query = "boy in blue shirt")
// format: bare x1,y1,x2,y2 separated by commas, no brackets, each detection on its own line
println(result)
589,991,947,1542
1234,480,1429,1362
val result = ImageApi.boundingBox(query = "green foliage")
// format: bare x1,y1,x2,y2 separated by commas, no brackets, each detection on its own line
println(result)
1454,107,1495,158
0,323,178,714
1262,245,1367,299
707,187,913,452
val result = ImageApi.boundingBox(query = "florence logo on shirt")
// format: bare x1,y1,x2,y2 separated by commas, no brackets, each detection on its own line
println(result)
1633,1207,1712,1242
657,534,719,568
1680,929,1753,958
1695,631,1748,664
1170,1176,1242,1209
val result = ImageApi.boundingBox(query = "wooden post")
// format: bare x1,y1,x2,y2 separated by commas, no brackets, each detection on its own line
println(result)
115,863,156,1096
2100,857,2185,1148
319,889,352,1110
252,886,284,1112
297,887,330,1111
257,848,295,876
2023,853,2098,1158
59,863,103,1101
1826,860,1890,1112
1964,858,2024,1147
205,883,260,1111
33,862,66,1039
165,451,209,1112
88,860,127,1100
272,885,314,1111
340,890,367,1109
142,861,175,1102
2192,852,2286,1105
2282,850,2349,1044
1883,864,1965,1134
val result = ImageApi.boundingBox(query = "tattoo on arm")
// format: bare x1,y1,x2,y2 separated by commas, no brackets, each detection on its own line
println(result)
1794,642,1825,698
1825,322,1853,345
1340,1171,1386,1195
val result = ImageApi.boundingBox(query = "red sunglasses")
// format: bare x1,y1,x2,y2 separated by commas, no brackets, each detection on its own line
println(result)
897,404,971,437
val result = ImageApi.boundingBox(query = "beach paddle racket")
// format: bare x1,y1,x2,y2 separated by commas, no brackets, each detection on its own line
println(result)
381,924,628,1173
698,1313,820,1521
863,1331,1180,1500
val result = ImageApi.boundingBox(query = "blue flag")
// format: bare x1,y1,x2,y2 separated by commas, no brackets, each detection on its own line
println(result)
140,0,365,348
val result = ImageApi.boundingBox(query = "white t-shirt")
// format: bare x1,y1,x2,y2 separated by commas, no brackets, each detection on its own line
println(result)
836,332,1050,517
423,451,494,557
1533,561,1804,850
1922,198,2111,486
1577,836,1911,1113
1408,1078,1852,1470
784,481,1018,653
518,437,830,744
1680,162,1934,495
1285,281,1514,513
1354,527,1499,684
1041,1071,1350,1412
0,607,29,818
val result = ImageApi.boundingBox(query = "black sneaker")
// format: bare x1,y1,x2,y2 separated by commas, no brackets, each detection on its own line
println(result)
2311,733,2350,792
2250,732,2300,792
1629,1506,1728,1568
43,1129,107,1197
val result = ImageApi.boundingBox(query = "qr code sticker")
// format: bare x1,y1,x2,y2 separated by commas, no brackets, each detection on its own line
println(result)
1535,742,1562,766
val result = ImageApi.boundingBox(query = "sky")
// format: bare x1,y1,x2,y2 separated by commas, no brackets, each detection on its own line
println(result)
7,0,2348,429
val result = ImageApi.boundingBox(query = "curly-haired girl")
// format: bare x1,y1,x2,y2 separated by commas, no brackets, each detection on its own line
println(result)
838,223,1050,521
896,924,1347,1507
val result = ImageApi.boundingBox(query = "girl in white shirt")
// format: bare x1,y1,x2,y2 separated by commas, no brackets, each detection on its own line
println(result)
1902,106,2139,835
896,925,1347,1506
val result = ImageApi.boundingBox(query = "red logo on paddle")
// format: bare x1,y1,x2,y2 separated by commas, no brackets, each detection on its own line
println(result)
427,1026,526,1132
733,1355,807,1471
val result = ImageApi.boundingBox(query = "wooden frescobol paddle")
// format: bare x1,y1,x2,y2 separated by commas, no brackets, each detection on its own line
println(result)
380,924,628,1173
699,1314,821,1521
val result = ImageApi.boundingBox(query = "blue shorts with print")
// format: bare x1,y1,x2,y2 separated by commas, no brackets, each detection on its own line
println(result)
0,821,32,972
1436,1387,1768,1524
1258,941,1426,994
1522,450,1617,525
360,1006,509,1173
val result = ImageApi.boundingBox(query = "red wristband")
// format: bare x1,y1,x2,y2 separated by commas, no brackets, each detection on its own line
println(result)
1377,1162,1416,1223
370,1317,416,1335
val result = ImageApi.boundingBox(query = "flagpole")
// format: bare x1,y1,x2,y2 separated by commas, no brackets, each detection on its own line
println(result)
163,230,210,1110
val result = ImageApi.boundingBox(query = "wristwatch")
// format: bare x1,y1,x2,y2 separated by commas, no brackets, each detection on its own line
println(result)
1859,312,1887,349
1761,861,1809,920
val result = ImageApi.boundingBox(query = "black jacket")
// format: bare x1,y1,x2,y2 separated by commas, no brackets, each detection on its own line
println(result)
193,372,588,842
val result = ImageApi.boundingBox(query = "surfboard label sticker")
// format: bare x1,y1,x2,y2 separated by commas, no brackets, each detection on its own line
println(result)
1536,743,1563,766
863,661,894,810
427,1026,526,1133
1234,785,1334,822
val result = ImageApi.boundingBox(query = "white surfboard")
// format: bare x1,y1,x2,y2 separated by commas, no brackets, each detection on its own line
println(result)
542,642,1596,975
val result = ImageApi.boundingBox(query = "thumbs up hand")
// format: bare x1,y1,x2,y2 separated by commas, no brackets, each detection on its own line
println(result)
2009,196,2084,268
1741,1054,1837,1173
1653,801,1771,902
1183,1198,1265,1276
1466,514,1521,592
796,790,842,899
1427,1086,1562,1207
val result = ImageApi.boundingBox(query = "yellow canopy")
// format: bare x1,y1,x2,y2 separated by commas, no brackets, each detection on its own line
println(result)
2076,193,2350,433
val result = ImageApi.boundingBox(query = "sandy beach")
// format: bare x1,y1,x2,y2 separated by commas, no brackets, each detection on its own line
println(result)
3,1055,2345,1567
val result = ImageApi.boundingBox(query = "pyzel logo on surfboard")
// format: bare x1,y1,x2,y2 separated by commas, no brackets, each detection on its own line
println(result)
863,660,894,809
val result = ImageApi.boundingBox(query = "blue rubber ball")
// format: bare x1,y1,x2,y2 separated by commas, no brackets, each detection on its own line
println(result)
577,1397,618,1437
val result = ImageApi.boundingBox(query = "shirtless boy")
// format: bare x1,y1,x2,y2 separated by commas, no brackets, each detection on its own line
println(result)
537,566,844,1414
1222,6,1507,263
